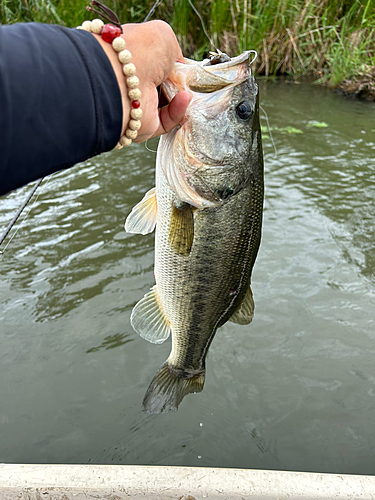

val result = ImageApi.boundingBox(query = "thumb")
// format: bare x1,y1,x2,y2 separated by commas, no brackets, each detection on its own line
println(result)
152,91,191,137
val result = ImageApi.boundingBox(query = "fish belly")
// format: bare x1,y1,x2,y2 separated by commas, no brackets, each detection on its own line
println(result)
154,168,262,374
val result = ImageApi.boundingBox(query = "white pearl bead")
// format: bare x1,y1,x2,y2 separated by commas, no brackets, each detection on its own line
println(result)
119,50,132,64
91,19,104,34
126,76,139,89
120,136,132,147
112,37,126,52
123,63,136,76
125,129,138,140
130,108,143,120
129,119,141,131
114,142,123,150
128,88,141,100
76,26,84,30
81,21,93,32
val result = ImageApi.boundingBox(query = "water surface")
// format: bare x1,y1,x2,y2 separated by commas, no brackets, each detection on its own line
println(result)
0,80,374,474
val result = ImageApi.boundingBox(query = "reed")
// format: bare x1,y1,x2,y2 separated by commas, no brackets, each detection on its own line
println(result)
0,0,61,24
1,0,374,95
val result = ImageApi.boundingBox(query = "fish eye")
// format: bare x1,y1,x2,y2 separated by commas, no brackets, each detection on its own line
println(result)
236,101,252,121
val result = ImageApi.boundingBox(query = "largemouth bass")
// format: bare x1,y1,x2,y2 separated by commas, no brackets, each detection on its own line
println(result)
125,51,264,414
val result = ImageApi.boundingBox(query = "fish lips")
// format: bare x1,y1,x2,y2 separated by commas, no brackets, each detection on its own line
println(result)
162,51,257,102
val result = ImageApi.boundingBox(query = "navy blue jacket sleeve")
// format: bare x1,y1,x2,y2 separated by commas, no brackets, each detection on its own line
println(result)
0,23,122,196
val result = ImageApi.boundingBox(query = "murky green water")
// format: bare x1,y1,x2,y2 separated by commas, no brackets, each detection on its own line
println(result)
1,80,374,474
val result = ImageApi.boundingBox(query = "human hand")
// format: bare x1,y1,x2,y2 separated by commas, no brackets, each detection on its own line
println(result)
92,20,191,143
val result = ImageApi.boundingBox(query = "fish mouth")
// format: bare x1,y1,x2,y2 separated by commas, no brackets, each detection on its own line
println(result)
185,50,257,72
162,50,257,101
159,50,259,209
186,52,255,93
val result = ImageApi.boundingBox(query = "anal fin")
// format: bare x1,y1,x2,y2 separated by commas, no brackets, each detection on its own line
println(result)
229,285,254,325
131,285,170,344
125,187,157,235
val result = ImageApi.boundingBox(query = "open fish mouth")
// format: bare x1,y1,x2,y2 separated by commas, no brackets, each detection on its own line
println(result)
201,50,257,73
125,50,263,414
185,50,257,77
162,50,257,101
157,50,260,209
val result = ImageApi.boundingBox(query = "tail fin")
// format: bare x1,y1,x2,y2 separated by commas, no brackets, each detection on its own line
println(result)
142,362,205,414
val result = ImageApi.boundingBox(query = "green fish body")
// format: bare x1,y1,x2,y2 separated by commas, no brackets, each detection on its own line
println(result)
125,52,264,414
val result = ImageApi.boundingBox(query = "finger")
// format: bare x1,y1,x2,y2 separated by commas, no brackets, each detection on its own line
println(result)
152,91,191,137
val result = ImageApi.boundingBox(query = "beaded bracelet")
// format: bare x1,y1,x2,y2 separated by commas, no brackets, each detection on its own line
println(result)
77,1,142,149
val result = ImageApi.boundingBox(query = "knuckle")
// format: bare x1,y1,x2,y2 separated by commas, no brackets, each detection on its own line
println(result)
148,20,176,47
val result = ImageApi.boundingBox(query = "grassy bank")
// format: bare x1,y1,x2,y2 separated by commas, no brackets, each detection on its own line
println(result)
1,0,374,97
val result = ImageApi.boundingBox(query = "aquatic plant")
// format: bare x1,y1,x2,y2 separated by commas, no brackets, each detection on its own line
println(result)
1,0,374,96
307,121,329,128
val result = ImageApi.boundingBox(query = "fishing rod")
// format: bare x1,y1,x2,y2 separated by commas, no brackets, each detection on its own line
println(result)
0,0,214,253
0,2,157,252
0,177,44,253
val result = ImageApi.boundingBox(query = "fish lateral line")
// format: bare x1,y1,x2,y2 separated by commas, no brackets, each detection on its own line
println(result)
132,49,264,414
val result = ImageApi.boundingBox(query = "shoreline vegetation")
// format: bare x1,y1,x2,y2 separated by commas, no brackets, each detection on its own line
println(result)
1,0,374,99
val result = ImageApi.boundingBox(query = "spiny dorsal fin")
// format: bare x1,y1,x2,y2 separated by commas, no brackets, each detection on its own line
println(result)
125,187,157,235
168,202,194,256
229,285,254,325
131,285,171,344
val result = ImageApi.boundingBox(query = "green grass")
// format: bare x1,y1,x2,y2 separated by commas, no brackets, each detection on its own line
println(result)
0,0,62,24
1,0,374,93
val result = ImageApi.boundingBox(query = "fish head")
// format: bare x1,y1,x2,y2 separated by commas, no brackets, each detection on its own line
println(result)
159,51,263,209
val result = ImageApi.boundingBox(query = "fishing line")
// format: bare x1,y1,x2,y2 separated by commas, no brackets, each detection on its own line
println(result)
145,0,217,51
0,0,251,252
187,0,218,51
260,105,277,158
0,175,53,256
0,2,160,253
248,48,277,157
0,2,158,253
144,140,157,153
0,3,156,253
143,0,163,22
0,178,44,254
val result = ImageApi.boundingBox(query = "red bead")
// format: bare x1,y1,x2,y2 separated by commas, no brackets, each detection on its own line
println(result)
131,100,141,109
101,24,121,44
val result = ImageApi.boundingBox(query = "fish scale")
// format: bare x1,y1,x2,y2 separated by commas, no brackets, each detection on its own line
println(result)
125,51,264,413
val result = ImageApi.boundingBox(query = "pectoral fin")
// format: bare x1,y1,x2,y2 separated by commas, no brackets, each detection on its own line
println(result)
229,285,254,325
125,187,157,235
168,202,194,256
131,285,171,344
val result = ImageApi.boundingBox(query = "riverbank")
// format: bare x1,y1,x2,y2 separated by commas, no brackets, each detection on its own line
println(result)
1,0,374,99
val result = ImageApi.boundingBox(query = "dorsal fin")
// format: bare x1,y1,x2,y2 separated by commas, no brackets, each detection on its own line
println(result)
125,188,157,235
